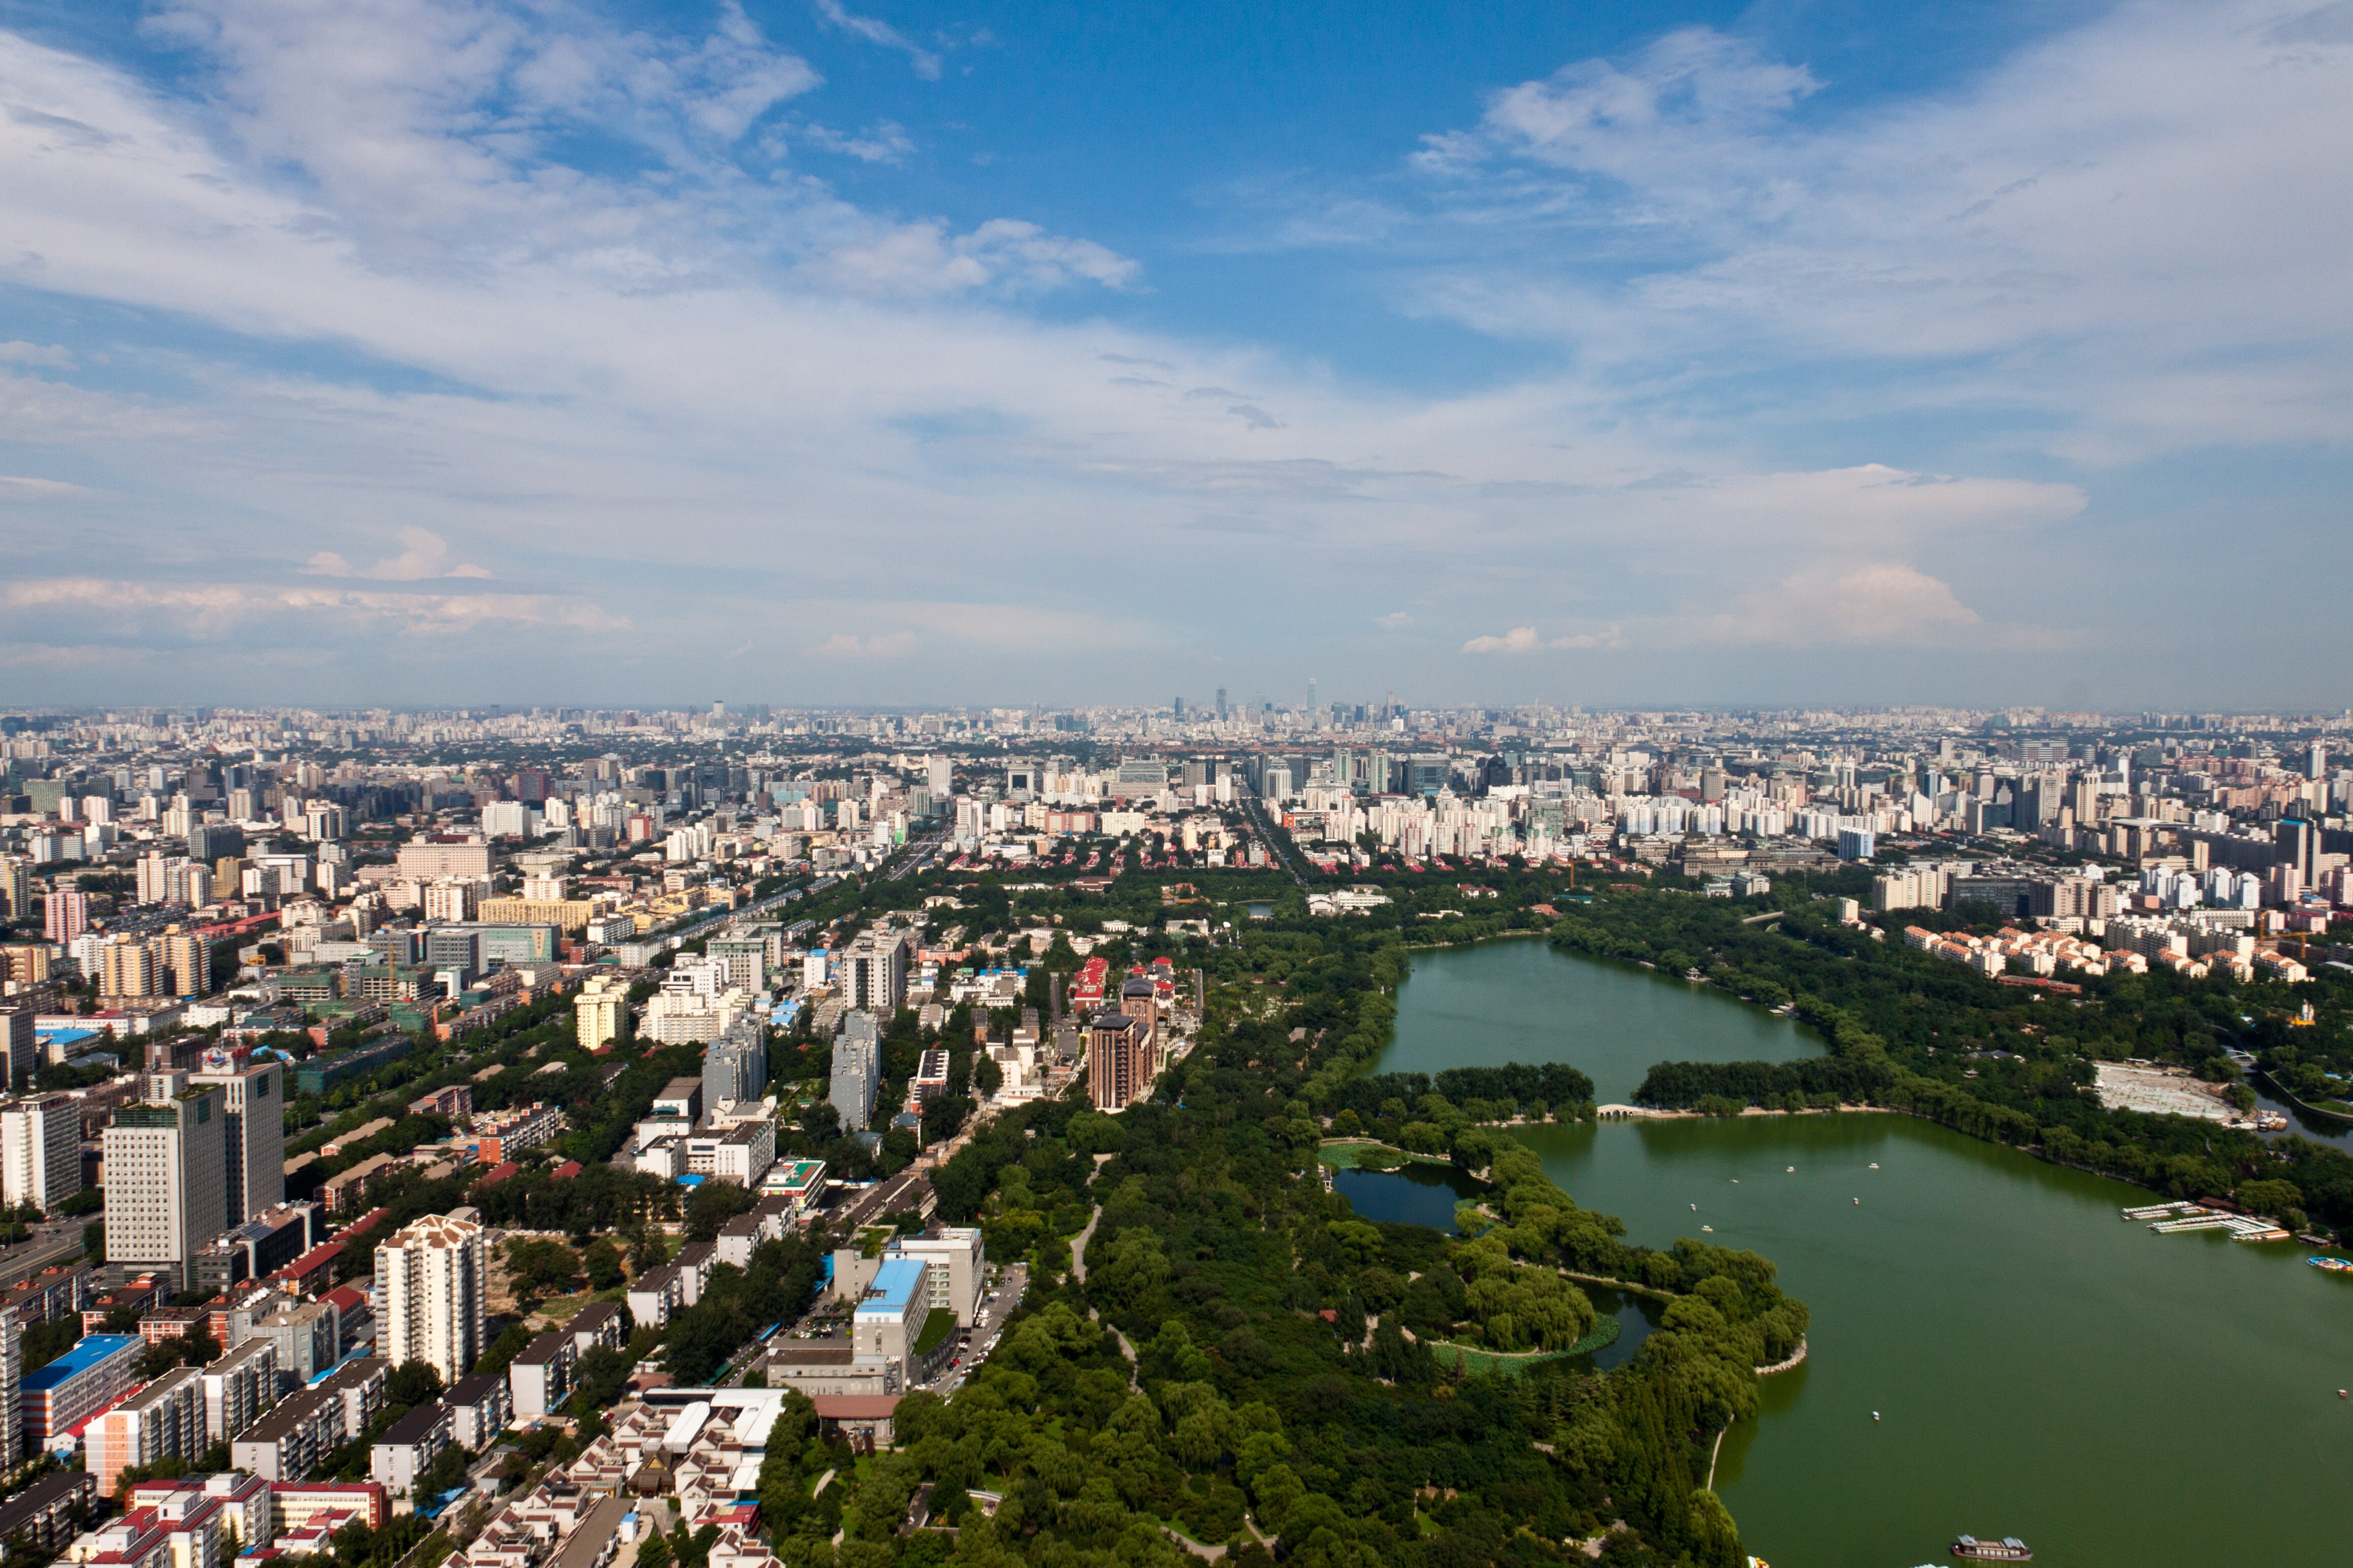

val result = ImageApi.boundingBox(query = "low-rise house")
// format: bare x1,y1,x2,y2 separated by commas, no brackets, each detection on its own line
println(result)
371,1403,453,1498
268,1481,388,1534
232,1387,344,1482
315,1355,389,1438
0,1470,97,1554
565,1301,626,1357
671,1243,716,1305
508,1329,577,1419
624,1266,681,1331
442,1373,512,1450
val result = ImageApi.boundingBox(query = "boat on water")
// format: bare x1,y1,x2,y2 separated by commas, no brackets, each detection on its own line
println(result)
1950,1536,2032,1562
2309,1256,2353,1274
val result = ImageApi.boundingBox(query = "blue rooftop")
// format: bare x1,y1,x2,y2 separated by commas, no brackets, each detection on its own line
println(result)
23,1335,141,1391
857,1257,926,1316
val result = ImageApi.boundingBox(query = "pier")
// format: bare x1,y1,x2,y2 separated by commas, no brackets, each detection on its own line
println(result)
2136,1205,2292,1242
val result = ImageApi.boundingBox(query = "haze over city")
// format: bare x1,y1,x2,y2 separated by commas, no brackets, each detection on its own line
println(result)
3,0,2350,710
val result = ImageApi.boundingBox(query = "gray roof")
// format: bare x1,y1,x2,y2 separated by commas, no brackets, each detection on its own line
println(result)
444,1373,504,1406
377,1403,449,1447
512,1329,573,1366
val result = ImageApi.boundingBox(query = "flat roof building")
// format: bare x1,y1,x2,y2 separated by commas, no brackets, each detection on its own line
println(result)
22,1333,142,1446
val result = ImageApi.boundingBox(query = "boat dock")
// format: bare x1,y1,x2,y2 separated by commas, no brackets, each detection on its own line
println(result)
2133,1204,2291,1241
2122,1201,2203,1221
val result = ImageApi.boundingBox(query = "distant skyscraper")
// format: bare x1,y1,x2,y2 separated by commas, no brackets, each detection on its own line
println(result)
375,1212,486,1385
104,1081,227,1291
1215,687,1227,721
927,755,952,797
1307,678,1319,729
1173,696,1184,720
1,1095,81,1213
190,1057,284,1224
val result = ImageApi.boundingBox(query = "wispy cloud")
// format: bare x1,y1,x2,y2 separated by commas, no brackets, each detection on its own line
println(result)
811,0,941,80
302,527,490,581
1462,625,1626,655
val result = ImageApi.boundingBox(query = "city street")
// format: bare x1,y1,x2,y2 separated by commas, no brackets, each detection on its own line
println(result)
919,1261,1027,1395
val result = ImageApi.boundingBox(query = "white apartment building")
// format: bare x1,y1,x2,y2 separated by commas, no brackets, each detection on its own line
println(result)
375,1212,487,1386
1,1094,83,1213
200,1336,280,1443
104,1083,229,1291
842,929,911,1014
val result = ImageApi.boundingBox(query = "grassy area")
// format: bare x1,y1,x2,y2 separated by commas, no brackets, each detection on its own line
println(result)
913,1307,957,1357
1422,1316,1621,1375
1316,1139,1454,1170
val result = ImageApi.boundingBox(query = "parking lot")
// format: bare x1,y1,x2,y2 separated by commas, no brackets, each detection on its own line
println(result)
923,1261,1028,1394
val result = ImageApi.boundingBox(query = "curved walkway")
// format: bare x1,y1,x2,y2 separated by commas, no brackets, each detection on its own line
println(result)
1072,1204,1102,1283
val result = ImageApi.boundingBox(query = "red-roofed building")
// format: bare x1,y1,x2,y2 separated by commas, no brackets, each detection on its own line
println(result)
270,1243,344,1297
810,1393,902,1447
322,1285,372,1357
336,1207,391,1244
474,1162,519,1189
550,1161,582,1180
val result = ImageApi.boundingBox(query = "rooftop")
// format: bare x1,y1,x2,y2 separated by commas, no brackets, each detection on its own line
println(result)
856,1258,926,1317
23,1334,141,1391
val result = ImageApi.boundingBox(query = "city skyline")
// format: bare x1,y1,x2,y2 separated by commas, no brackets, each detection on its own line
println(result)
3,1,2349,710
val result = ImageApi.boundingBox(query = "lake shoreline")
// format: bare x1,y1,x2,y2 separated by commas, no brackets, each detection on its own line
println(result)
1376,939,2353,1566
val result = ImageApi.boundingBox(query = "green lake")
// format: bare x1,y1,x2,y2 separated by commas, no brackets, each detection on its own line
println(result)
1363,939,2353,1568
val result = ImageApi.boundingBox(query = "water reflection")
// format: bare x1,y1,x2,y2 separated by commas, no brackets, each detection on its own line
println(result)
1331,1163,1481,1230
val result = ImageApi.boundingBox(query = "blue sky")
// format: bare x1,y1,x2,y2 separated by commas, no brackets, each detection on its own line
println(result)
1,0,2348,711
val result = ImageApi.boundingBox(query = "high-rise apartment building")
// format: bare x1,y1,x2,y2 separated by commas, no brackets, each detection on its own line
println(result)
830,1012,880,1132
703,1015,768,1110
98,937,160,999
421,882,476,923
1086,1013,1152,1112
2,1095,82,1212
0,1306,19,1473
43,889,87,946
574,975,626,1051
88,1366,202,1494
0,1009,34,1093
104,1082,228,1291
157,927,210,998
0,858,28,921
842,929,910,1014
375,1213,486,1385
190,1057,285,1224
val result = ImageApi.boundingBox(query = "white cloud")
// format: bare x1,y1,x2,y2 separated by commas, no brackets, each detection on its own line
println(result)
798,118,916,164
1409,2,2353,460
2,575,626,638
1704,563,1984,648
810,631,920,658
0,3,2312,700
1461,625,1625,655
812,0,942,80
300,527,490,580
0,342,74,368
